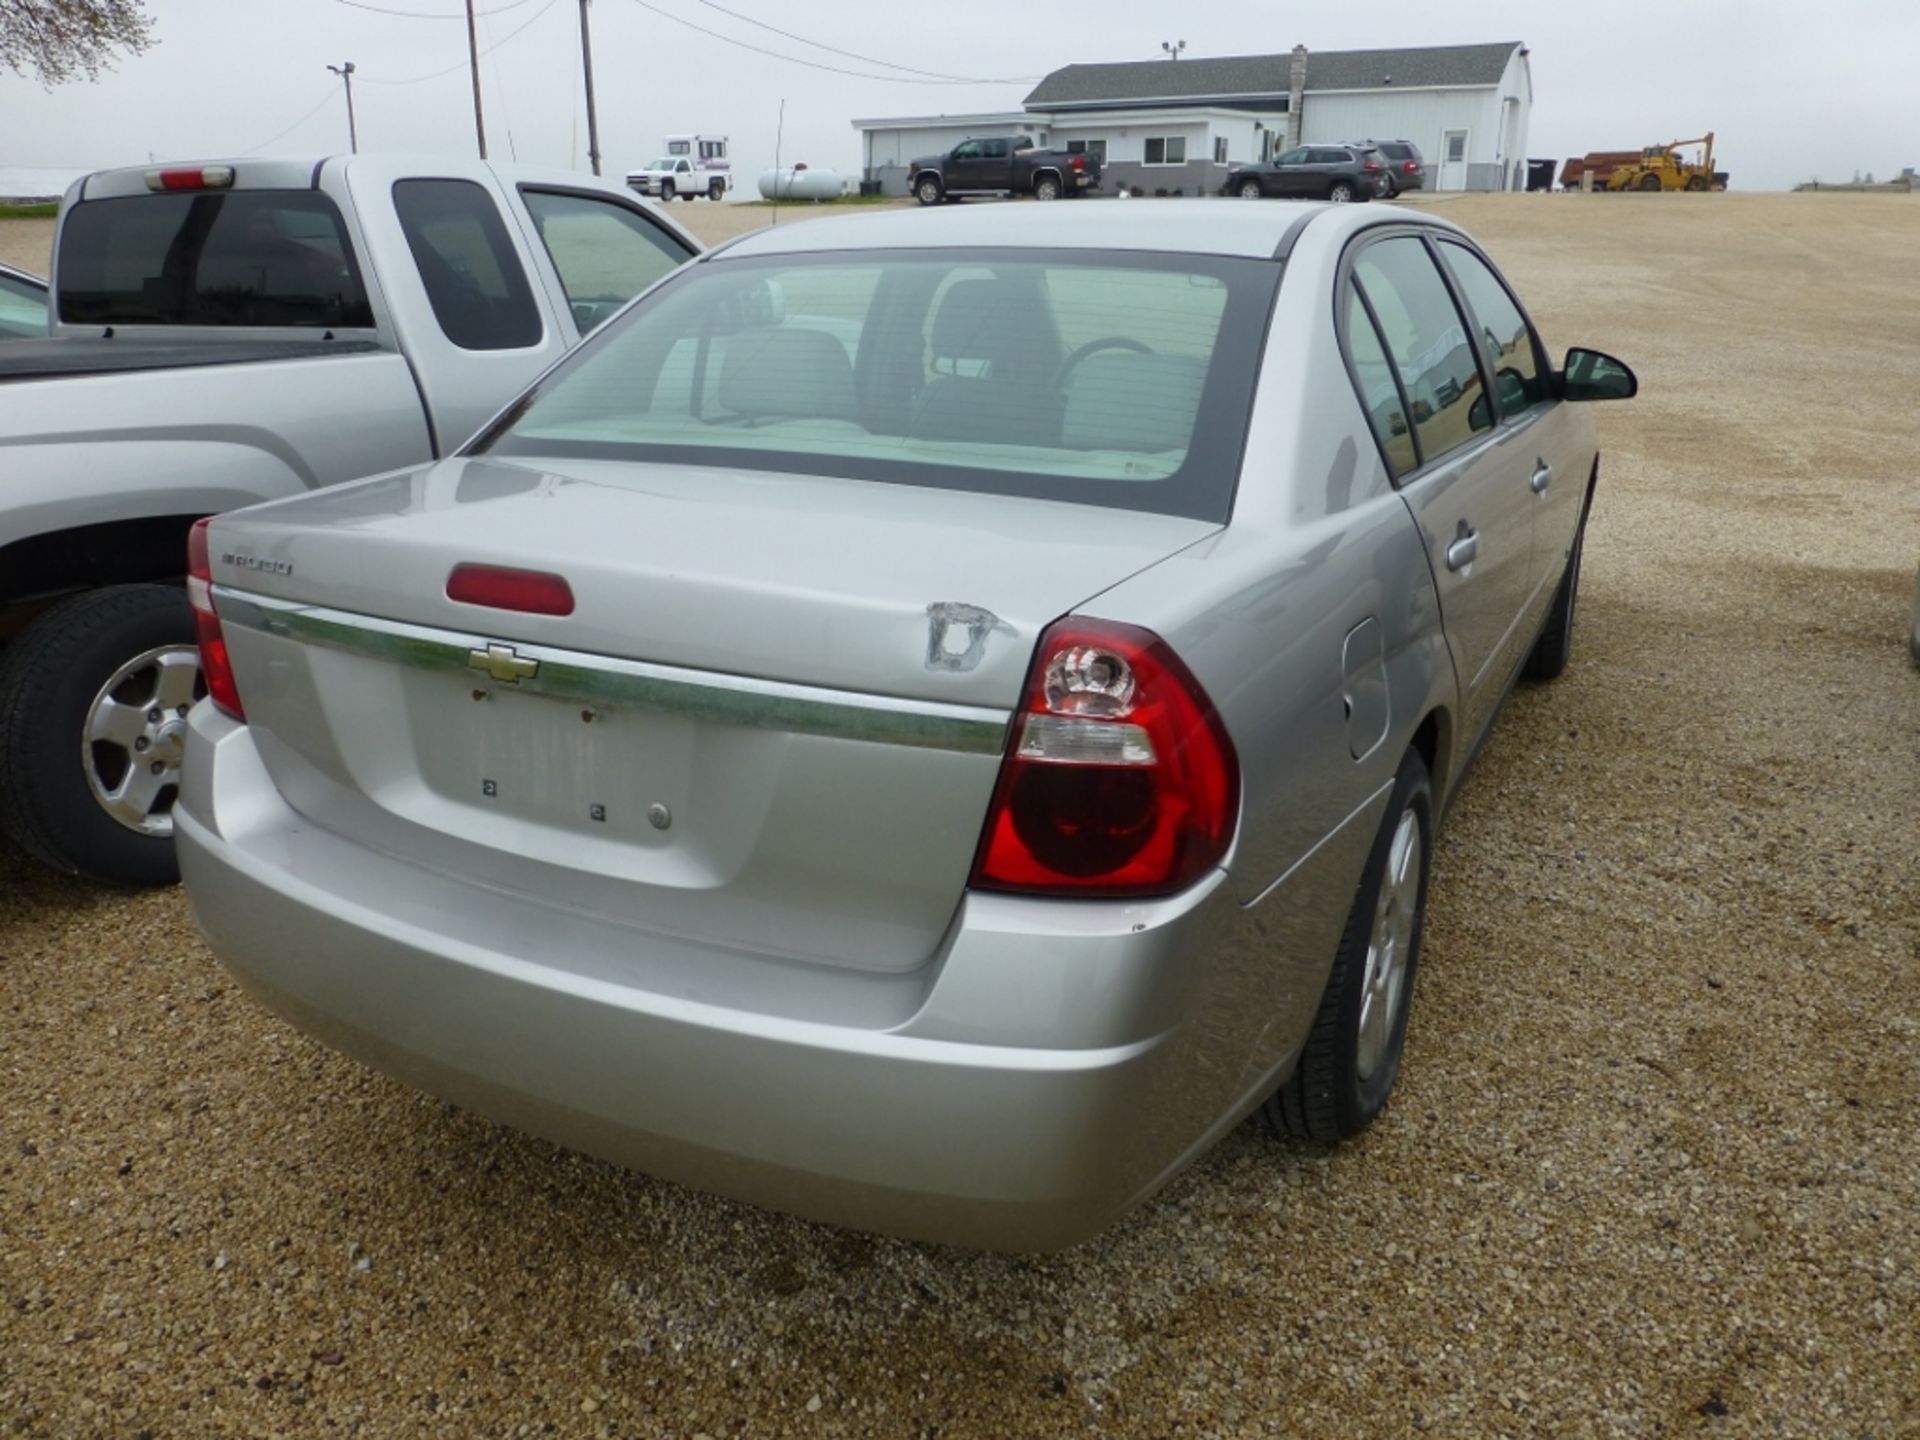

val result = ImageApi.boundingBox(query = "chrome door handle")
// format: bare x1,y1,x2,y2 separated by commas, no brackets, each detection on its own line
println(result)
1446,526,1479,572
1530,460,1553,494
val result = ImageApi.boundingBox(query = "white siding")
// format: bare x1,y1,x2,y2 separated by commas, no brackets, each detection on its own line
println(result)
862,121,1048,169
1297,88,1502,189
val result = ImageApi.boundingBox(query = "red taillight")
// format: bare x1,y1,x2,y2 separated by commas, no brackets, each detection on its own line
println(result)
969,619,1239,898
1404,161,1418,173
1364,160,1382,171
1071,153,1086,172
146,165,235,192
186,518,245,721
446,564,575,616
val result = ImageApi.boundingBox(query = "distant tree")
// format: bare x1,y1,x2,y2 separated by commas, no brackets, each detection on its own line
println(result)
0,0,154,85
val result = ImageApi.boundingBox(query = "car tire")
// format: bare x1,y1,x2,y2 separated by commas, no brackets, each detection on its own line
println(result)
661,180,677,202
1266,747,1433,1142
1328,180,1356,203
914,175,943,206
708,180,725,201
1523,504,1588,682
1033,173,1061,201
1236,178,1264,199
0,585,203,888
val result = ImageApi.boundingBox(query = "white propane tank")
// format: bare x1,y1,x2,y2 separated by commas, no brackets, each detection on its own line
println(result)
758,164,844,201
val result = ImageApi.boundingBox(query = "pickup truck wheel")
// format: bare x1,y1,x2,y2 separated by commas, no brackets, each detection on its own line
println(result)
1265,748,1432,1142
1328,180,1356,203
708,179,725,201
1033,173,1062,201
661,179,677,202
914,175,944,206
0,585,201,887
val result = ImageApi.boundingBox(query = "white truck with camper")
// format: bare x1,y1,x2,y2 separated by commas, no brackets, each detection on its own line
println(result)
625,134,732,201
0,154,699,887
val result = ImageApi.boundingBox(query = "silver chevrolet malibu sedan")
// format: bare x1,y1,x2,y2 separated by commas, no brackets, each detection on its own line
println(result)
178,201,1635,1250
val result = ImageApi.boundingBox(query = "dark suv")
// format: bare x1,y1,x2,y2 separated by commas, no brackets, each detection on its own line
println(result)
1370,139,1427,195
1222,144,1389,203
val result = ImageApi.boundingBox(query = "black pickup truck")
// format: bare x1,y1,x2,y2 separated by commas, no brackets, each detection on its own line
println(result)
908,136,1101,205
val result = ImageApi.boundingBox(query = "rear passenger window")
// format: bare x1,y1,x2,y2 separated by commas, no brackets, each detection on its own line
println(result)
1351,236,1491,465
392,178,542,351
520,188,690,334
1344,289,1417,477
1438,240,1547,416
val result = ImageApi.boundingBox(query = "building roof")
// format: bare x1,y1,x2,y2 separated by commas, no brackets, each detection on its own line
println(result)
1023,42,1522,109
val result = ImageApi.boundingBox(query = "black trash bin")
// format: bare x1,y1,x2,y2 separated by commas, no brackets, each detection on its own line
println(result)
1526,159,1556,192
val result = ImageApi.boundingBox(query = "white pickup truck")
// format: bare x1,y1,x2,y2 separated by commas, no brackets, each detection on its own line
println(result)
0,154,699,886
626,134,732,201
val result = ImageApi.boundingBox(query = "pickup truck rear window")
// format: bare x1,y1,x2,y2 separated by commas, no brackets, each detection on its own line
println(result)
57,191,373,329
476,248,1280,523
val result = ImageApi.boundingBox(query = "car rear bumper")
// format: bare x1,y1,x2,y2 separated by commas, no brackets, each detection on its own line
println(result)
176,708,1266,1251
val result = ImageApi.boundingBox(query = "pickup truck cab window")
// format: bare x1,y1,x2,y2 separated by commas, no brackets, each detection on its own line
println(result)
981,139,1010,159
950,142,982,161
520,188,694,334
56,191,373,329
0,268,49,339
393,177,542,352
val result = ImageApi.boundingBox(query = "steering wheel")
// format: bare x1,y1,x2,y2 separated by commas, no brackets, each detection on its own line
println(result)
1055,336,1153,390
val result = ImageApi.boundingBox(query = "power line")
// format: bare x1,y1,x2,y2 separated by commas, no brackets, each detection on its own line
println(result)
623,0,1029,85
686,0,1035,84
355,0,560,85
335,0,538,19
237,85,341,155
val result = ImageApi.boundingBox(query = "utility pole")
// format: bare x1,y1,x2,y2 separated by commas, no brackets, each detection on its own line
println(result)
577,0,601,175
327,62,358,153
1161,39,1186,60
465,0,488,159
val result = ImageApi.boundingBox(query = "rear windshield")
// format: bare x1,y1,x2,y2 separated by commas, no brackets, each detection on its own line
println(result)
57,190,373,328
476,248,1279,522
1376,143,1416,161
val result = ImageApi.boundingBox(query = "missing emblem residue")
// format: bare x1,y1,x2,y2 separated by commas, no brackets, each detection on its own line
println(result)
925,602,1014,673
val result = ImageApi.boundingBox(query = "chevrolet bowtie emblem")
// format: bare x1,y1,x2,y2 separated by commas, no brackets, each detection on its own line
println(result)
467,643,539,684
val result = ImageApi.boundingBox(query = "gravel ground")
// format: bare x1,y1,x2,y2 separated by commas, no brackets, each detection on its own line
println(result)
3,193,1918,1438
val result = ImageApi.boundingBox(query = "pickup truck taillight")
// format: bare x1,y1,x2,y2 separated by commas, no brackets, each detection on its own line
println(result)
186,519,245,721
1071,154,1086,172
969,619,1238,898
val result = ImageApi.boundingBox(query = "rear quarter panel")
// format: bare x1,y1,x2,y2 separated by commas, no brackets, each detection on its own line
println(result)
1080,212,1457,1095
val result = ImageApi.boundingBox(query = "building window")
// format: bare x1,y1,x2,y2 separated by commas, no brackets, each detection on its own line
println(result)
1065,138,1108,163
1214,136,1228,164
1144,136,1186,166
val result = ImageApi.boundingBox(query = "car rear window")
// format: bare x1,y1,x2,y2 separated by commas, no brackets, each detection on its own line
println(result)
476,248,1280,523
56,190,373,328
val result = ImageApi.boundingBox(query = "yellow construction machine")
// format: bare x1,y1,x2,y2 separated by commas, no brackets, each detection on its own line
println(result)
1606,133,1722,191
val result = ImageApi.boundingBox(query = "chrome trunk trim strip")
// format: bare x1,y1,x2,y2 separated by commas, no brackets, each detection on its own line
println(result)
215,589,1013,755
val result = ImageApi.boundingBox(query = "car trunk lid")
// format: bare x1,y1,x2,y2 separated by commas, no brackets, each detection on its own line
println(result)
207,456,1217,971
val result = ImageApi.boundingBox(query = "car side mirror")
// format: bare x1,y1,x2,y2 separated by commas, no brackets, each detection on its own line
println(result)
1561,347,1637,402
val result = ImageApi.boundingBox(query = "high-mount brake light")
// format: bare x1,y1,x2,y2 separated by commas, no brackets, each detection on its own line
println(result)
186,519,245,720
446,563,576,616
970,619,1239,898
146,165,235,192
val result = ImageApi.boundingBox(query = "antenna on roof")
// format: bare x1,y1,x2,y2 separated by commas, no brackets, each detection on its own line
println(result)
1161,40,1186,60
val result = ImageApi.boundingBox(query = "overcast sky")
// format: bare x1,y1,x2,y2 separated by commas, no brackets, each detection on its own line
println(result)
2,0,1916,192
